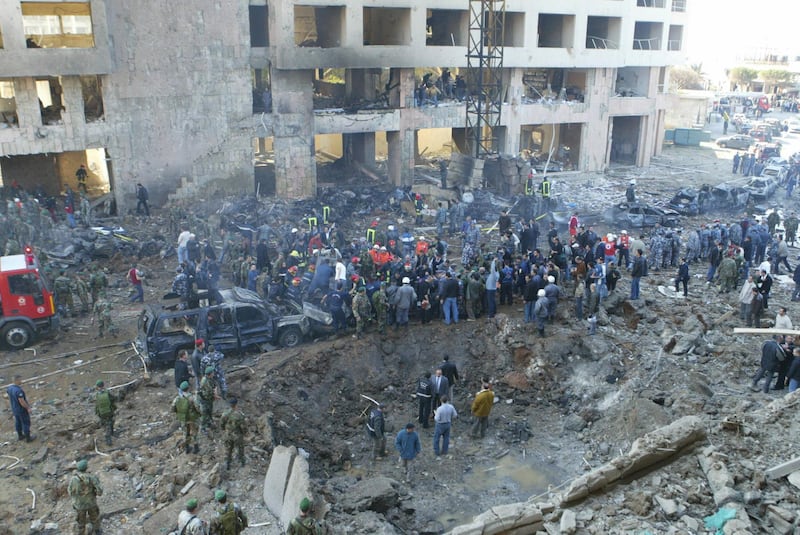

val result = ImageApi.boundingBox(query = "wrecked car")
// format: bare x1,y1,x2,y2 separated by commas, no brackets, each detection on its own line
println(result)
710,182,751,210
605,202,679,229
667,187,712,216
745,175,778,200
136,287,309,367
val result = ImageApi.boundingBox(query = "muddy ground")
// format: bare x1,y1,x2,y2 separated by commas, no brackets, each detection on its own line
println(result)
3,112,800,534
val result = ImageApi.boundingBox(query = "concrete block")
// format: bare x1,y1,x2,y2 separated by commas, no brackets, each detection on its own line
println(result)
559,509,577,534
263,445,296,519
280,452,312,530
765,455,800,479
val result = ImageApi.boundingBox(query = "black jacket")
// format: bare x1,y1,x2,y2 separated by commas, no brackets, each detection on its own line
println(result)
440,361,459,386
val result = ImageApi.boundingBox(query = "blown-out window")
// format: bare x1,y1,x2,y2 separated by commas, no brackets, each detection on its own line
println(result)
23,2,94,49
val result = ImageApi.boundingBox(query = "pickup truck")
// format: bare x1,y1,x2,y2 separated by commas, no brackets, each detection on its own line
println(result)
136,288,309,367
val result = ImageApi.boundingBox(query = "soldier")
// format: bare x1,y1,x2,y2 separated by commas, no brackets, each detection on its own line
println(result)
220,397,247,470
662,232,673,269
172,266,190,308
351,286,372,339
54,269,74,316
201,345,227,399
94,379,116,446
372,282,388,334
178,498,209,535
718,253,739,293
199,367,219,431
89,265,108,306
365,403,387,460
191,339,207,390
68,459,103,535
209,489,248,535
92,292,115,338
649,235,663,272
73,273,91,314
79,193,92,226
686,229,701,264
287,497,326,535
172,381,202,454
786,212,799,247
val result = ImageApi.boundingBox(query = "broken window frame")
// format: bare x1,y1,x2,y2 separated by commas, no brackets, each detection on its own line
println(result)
36,76,65,125
22,2,95,49
0,80,18,128
80,75,104,123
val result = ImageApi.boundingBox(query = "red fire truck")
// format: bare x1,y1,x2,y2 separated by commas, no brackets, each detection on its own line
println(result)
0,247,58,349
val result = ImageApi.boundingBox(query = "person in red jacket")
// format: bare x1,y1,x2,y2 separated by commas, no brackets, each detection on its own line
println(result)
127,263,144,303
568,213,579,237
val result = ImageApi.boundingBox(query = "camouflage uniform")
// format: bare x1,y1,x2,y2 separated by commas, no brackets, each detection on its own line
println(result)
220,403,247,469
67,464,103,535
371,287,388,334
352,289,372,338
198,374,217,430
73,275,91,314
786,215,799,246
54,274,74,315
92,297,115,338
94,385,116,445
89,268,108,305
718,256,739,293
201,351,227,399
80,195,93,226
172,389,202,453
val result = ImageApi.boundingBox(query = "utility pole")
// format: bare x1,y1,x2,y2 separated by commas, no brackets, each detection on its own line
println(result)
466,0,506,159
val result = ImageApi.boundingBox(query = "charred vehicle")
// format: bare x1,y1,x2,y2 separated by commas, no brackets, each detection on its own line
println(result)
710,181,751,210
136,288,309,367
605,202,680,228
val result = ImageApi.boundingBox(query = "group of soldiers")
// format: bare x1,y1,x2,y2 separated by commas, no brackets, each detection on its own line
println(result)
51,265,116,337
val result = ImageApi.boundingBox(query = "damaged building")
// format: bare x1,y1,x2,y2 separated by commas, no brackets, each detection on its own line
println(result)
0,0,686,208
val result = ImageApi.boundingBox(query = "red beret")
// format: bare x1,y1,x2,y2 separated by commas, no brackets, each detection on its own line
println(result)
195,338,205,346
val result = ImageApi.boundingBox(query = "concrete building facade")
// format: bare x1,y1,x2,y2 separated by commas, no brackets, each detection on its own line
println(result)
0,0,687,207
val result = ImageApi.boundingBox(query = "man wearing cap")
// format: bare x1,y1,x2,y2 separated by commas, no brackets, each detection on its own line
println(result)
352,285,372,339
395,423,422,483
220,398,247,470
178,498,209,535
192,339,206,390
199,366,220,432
201,345,228,400
173,381,202,453
209,489,248,535
533,288,549,337
68,459,103,535
372,282,389,334
287,497,324,535
395,277,417,329
94,380,117,446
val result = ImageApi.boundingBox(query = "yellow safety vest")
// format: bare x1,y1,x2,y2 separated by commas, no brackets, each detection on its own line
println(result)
307,216,318,231
322,206,330,224
541,181,551,198
525,178,535,196
366,228,376,244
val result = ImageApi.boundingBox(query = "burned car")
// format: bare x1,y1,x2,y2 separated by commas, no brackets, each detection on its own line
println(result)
136,287,309,367
745,175,778,199
605,202,679,228
710,181,751,210
667,187,713,216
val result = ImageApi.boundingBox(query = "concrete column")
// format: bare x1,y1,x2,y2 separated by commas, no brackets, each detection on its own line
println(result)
272,68,316,198
347,132,376,165
60,76,84,129
14,77,43,128
581,67,612,172
498,68,523,155
399,68,416,109
387,130,401,186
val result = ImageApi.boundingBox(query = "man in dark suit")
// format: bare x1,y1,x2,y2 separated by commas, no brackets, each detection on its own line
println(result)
439,355,460,400
431,368,449,412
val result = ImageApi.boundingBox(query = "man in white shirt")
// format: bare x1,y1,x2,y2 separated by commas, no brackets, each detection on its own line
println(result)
433,396,457,457
177,498,208,535
775,307,794,330
177,228,192,265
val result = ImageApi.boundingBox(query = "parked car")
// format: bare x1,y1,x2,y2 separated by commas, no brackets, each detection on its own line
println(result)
716,134,754,150
749,128,773,143
755,142,782,161
745,176,778,199
136,287,310,367
760,164,789,186
787,120,800,134
605,202,680,228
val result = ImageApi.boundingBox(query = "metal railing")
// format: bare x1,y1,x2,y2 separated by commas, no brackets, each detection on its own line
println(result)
671,0,687,12
586,36,618,50
633,38,661,50
667,39,682,51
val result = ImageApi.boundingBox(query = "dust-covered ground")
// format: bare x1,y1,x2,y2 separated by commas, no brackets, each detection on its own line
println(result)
3,111,800,535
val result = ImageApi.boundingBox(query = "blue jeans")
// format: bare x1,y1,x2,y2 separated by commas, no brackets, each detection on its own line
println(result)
630,277,641,299
486,290,496,317
396,306,410,326
130,283,144,303
433,421,451,455
524,301,534,322
575,296,583,320
443,297,458,324
790,379,800,392
178,246,188,264
13,410,30,437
